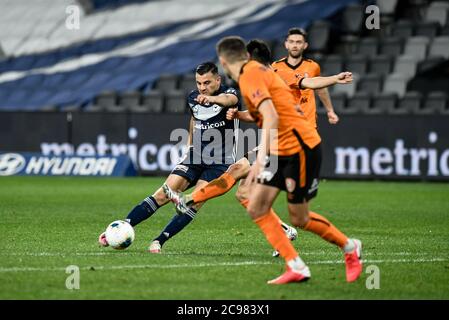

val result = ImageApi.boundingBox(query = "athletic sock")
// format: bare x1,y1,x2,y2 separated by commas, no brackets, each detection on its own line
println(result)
303,211,348,248
191,172,236,203
126,196,160,227
254,210,298,261
287,256,307,271
154,208,197,246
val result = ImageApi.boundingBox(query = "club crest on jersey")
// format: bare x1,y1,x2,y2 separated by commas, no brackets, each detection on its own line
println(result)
252,89,262,99
285,178,296,192
296,72,309,78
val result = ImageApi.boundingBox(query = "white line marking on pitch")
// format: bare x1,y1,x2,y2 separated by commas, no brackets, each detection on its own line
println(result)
0,251,437,257
0,258,447,273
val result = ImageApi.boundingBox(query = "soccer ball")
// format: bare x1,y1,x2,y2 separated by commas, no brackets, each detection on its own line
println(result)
105,220,135,250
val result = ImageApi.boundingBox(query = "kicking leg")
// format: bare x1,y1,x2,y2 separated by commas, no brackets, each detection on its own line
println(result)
99,174,190,247
150,180,208,252
187,157,250,204
126,174,190,226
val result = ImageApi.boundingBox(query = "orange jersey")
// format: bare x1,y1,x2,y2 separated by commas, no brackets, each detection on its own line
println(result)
272,58,321,127
239,60,321,156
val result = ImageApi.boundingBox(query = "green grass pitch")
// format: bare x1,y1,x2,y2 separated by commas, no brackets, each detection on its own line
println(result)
0,176,448,299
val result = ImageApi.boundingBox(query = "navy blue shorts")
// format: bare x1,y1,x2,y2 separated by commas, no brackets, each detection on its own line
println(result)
171,149,231,189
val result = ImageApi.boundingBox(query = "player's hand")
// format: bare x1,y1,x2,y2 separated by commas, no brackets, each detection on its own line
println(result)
335,72,353,84
196,95,215,105
327,110,339,124
226,108,238,120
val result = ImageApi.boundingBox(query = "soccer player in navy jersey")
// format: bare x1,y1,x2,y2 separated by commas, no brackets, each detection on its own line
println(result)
99,62,241,252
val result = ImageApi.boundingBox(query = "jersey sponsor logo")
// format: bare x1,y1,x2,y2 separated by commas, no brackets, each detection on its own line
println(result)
194,121,226,130
0,153,26,176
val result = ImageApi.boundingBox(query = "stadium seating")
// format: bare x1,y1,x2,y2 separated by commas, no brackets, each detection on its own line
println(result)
139,90,164,113
389,92,415,114
404,36,430,61
0,0,447,115
385,72,410,97
165,90,187,114
394,54,419,78
307,20,331,53
341,3,365,35
425,91,448,114
376,0,398,16
379,37,404,56
369,55,393,76
321,55,344,76
178,74,197,95
425,1,449,26
345,54,368,76
357,73,383,94
428,36,449,58
357,37,379,57
346,92,370,114
369,92,397,114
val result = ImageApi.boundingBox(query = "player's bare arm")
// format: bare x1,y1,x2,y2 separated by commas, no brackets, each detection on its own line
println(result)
244,99,278,186
315,88,339,124
195,93,238,106
301,72,353,90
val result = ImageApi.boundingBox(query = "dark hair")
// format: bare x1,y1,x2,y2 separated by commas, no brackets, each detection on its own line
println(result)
196,62,218,75
286,27,307,42
216,36,248,63
246,39,272,66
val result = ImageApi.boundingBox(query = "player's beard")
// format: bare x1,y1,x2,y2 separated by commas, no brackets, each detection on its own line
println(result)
288,50,303,59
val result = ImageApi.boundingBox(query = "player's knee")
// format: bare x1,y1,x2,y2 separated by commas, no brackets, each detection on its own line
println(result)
247,201,270,220
152,189,169,205
290,214,309,228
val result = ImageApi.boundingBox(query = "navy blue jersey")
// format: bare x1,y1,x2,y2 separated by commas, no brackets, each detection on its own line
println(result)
188,84,240,165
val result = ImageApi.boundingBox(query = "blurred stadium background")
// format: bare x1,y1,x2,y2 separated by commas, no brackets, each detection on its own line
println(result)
1,0,448,181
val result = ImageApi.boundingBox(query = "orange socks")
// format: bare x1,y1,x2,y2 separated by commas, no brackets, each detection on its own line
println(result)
192,172,236,203
303,211,348,248
254,210,298,261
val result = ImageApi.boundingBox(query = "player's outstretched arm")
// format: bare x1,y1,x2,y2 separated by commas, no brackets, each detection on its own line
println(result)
301,72,353,90
196,93,238,107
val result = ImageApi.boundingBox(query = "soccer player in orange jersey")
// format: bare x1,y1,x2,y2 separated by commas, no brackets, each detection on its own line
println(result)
273,27,339,127
213,36,362,284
